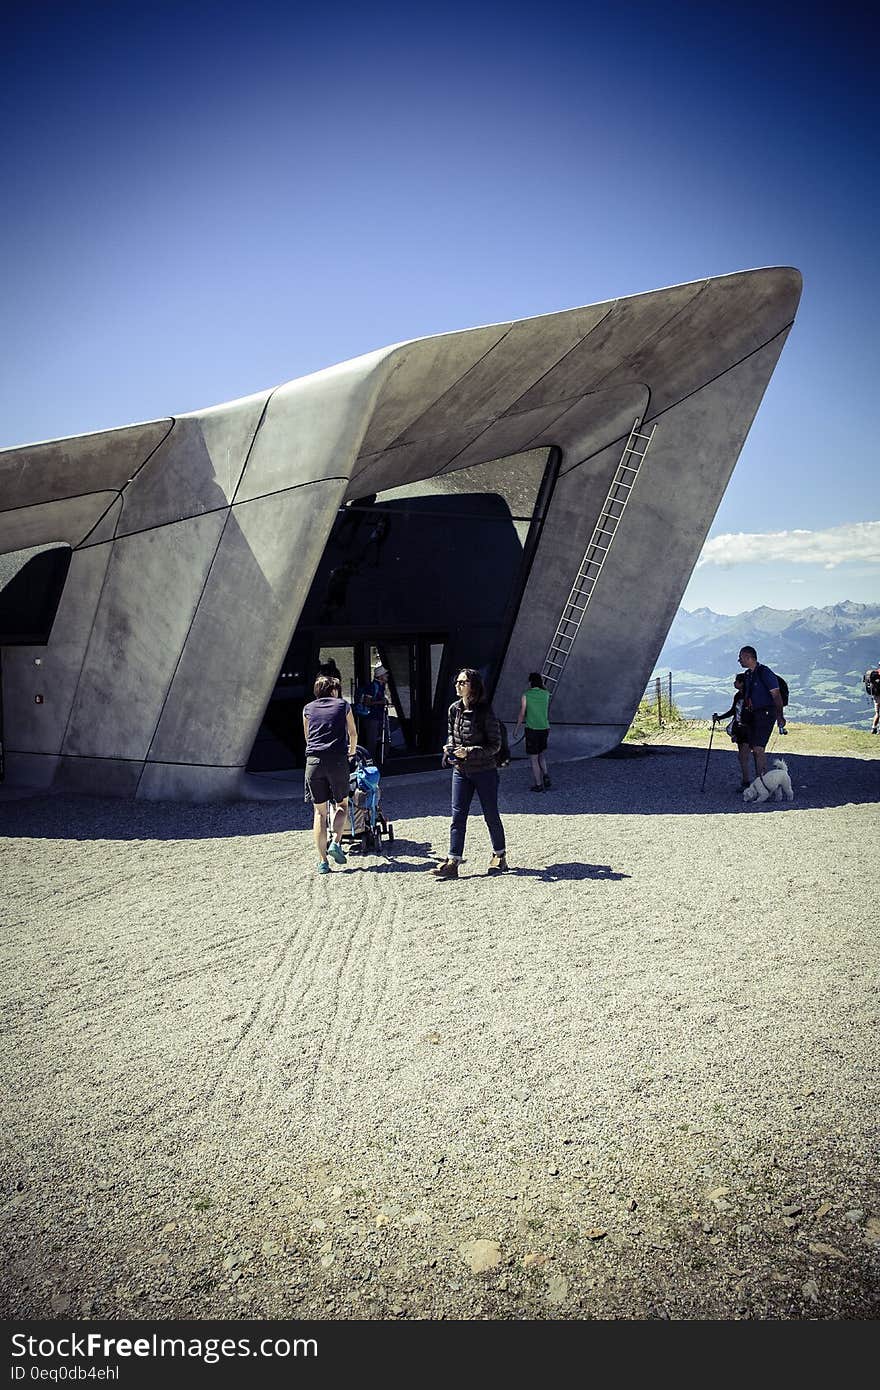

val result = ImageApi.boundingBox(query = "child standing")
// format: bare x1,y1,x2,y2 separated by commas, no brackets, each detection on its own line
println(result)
713,674,752,790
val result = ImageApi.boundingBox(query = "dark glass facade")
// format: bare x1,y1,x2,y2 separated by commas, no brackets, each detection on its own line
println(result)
247,449,558,774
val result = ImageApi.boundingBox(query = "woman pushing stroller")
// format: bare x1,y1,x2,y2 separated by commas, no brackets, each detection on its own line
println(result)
430,668,509,881
303,674,358,874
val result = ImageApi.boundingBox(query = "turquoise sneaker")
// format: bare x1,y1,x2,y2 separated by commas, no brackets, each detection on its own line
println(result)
317,859,331,875
327,839,347,865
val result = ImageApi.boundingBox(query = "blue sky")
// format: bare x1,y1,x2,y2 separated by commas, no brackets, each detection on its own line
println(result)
2,0,876,615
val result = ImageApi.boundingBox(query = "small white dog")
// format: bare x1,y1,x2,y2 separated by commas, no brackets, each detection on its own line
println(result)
742,758,794,804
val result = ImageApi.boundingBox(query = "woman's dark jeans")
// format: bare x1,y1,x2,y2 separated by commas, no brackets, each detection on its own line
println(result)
450,767,505,858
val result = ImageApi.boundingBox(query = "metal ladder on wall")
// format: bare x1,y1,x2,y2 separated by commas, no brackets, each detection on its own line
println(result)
541,417,657,695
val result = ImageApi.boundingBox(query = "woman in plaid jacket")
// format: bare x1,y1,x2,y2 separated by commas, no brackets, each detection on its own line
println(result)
430,667,508,881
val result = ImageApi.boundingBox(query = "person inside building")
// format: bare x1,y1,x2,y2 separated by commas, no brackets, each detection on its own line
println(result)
302,674,358,875
431,668,508,880
355,663,389,764
513,671,551,791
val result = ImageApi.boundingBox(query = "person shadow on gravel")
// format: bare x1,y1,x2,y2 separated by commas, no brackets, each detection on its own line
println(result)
511,862,630,882
349,839,629,882
351,838,434,871
355,856,628,880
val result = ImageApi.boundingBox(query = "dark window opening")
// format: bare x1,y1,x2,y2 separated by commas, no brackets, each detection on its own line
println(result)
0,544,72,645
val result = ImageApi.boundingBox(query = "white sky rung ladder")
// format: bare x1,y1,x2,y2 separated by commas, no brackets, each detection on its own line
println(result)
541,418,657,695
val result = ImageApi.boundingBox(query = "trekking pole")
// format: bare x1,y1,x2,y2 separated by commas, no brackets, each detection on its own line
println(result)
700,719,717,793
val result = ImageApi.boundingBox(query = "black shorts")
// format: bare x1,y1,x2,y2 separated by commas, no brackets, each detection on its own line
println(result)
748,708,776,749
305,753,350,804
525,727,548,755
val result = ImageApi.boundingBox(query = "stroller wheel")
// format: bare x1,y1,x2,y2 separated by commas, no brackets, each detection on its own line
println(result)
387,823,394,842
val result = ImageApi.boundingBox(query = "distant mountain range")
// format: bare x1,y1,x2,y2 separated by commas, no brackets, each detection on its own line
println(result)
654,601,880,726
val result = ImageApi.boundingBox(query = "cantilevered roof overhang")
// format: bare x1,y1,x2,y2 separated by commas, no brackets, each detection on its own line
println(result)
0,267,801,799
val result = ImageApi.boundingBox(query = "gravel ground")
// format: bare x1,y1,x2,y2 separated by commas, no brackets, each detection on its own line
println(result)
1,743,879,1321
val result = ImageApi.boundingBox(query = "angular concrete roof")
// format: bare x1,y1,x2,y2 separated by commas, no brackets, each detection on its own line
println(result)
0,267,801,799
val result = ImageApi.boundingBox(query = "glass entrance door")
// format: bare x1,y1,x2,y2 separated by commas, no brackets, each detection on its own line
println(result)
375,636,445,758
247,632,448,775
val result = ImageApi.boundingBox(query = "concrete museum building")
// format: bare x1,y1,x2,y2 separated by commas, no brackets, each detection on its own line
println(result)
0,266,802,800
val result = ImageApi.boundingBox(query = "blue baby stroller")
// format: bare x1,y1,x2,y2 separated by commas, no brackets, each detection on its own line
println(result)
345,746,393,853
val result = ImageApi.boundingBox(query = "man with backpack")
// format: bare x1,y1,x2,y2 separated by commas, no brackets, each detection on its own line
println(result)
738,646,787,779
864,664,880,733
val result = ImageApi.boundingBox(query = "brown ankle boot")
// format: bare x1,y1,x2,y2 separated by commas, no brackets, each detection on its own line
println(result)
487,853,509,875
431,859,459,880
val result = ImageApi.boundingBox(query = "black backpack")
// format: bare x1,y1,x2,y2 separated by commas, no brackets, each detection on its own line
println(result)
753,664,789,706
865,669,880,698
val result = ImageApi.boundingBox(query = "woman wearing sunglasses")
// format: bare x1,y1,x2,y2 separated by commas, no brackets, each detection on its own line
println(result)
431,668,508,880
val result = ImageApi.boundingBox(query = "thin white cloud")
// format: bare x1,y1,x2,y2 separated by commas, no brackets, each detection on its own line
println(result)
696,521,880,570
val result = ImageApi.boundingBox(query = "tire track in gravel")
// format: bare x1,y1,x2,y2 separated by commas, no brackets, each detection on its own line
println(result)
203,861,337,1119
304,856,406,1116
198,850,375,1123
3,931,269,1031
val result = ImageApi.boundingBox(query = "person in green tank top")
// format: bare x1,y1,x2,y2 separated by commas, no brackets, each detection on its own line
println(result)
513,672,551,792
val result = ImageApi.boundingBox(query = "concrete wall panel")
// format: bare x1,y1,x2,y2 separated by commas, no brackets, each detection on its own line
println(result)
495,435,628,722
2,752,60,789
54,756,143,798
512,281,704,412
501,335,792,727
597,269,801,415
137,762,245,803
234,351,391,504
147,479,345,768
118,391,270,535
80,496,123,547
0,493,119,553
391,302,613,444
462,392,648,693
0,420,172,511
62,511,226,760
357,327,510,456
2,542,114,754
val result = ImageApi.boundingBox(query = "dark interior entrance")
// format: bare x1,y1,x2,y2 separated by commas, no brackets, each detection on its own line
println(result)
246,448,559,776
247,632,449,774
0,543,73,783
